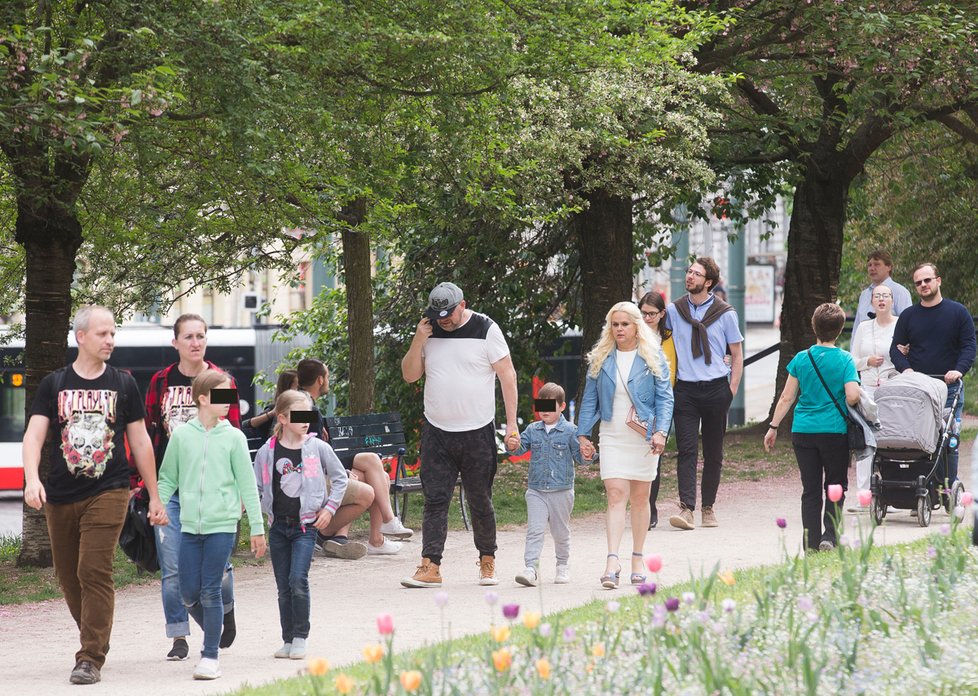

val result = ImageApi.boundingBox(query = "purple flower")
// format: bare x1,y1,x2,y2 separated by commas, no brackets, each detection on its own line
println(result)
682,592,695,605
538,623,552,638
434,591,449,608
927,546,937,559
776,517,787,529
940,523,951,536
722,598,736,613
665,597,680,612
562,627,576,642
652,605,667,628
502,603,520,620
484,591,499,606
606,600,620,613
637,582,657,597
797,596,813,612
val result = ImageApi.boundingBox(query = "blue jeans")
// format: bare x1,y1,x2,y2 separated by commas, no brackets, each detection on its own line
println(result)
269,519,318,642
940,380,964,487
178,532,236,659
155,494,235,638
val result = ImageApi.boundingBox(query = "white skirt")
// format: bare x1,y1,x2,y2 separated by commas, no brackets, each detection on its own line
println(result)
598,374,659,482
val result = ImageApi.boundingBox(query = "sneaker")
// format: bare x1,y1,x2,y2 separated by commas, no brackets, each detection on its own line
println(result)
669,505,695,530
401,558,442,588
167,637,189,661
701,506,718,528
515,566,538,587
478,555,499,585
193,657,222,680
554,565,571,584
367,539,403,555
69,660,101,685
289,637,307,660
273,642,292,659
219,607,236,648
380,517,414,539
818,540,836,552
324,538,368,560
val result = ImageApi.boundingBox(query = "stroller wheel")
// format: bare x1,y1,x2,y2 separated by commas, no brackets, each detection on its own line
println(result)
870,495,886,525
916,495,932,527
948,481,965,514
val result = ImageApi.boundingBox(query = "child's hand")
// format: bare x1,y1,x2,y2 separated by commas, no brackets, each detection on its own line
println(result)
251,534,267,559
313,508,334,531
581,441,596,460
506,434,520,451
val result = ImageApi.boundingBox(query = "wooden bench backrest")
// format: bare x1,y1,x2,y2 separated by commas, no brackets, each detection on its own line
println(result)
324,412,407,464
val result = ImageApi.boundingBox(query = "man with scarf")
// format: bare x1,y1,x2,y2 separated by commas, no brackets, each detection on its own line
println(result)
665,257,744,530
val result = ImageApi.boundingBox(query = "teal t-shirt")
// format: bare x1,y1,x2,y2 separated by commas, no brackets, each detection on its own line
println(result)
786,345,859,434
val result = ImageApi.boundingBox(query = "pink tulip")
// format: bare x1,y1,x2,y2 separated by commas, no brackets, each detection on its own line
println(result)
857,489,872,507
962,492,974,507
827,484,843,503
376,613,394,635
644,553,663,573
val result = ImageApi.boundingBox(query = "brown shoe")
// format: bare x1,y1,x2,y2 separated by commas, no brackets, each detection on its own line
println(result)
669,505,695,530
701,506,718,528
478,554,499,586
69,660,101,685
400,558,442,588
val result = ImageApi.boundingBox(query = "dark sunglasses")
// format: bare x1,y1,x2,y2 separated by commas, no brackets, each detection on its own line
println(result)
914,277,937,287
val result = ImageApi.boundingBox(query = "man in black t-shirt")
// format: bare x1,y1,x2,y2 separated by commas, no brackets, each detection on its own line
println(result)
23,305,166,686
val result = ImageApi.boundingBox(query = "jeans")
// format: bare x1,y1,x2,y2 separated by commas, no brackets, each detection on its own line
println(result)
269,519,318,642
44,487,129,668
178,532,236,659
674,379,733,510
939,380,964,487
792,432,848,551
155,494,235,638
523,489,574,567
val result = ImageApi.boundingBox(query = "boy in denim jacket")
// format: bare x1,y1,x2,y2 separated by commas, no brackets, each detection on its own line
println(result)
506,383,594,586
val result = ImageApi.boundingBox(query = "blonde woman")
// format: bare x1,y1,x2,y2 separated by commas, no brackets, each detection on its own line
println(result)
578,302,673,588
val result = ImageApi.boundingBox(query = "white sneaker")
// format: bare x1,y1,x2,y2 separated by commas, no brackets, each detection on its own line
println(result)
554,565,571,584
515,566,538,587
273,642,292,659
289,637,306,660
193,657,221,680
380,517,414,539
367,538,403,555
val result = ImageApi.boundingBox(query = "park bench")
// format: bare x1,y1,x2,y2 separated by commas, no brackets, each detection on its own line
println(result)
324,412,469,530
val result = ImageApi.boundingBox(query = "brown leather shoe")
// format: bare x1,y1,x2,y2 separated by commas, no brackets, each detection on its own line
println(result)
701,506,718,528
478,554,499,586
400,558,442,588
669,505,695,530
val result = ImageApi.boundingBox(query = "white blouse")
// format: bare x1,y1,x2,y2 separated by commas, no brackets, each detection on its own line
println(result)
850,318,898,388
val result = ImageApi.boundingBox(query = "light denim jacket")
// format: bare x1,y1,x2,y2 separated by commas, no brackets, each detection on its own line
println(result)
253,434,348,527
577,349,674,439
510,415,589,492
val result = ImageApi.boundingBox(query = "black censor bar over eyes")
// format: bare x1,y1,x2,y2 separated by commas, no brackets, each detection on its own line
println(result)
209,388,238,404
289,410,318,423
533,398,557,412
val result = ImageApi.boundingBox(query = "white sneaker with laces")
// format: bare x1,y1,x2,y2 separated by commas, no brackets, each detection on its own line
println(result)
515,566,538,587
380,517,414,539
193,657,221,680
274,642,292,659
554,565,571,584
367,538,403,555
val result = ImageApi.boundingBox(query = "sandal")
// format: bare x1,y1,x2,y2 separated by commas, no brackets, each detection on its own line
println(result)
600,553,621,589
630,552,647,585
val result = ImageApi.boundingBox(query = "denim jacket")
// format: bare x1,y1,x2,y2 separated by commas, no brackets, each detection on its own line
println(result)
253,434,348,526
577,349,674,439
510,416,587,492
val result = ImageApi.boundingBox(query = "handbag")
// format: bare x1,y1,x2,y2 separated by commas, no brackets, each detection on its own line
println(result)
616,361,650,437
118,488,160,573
806,350,866,451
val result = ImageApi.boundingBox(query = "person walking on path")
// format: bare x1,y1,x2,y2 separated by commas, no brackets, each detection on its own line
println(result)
889,262,976,489
666,257,743,530
764,303,860,552
577,302,673,589
851,249,913,336
22,305,167,685
400,282,518,588
142,313,242,661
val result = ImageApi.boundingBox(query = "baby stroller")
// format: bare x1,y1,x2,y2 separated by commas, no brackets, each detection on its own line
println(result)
869,372,965,527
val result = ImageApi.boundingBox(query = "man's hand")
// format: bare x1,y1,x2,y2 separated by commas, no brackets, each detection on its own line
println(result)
945,370,963,384
415,317,433,342
148,498,169,526
24,479,45,510
868,355,885,367
250,534,267,559
313,508,334,531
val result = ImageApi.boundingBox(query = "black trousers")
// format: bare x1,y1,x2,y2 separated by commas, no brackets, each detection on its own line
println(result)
674,378,733,510
791,432,848,551
419,421,497,564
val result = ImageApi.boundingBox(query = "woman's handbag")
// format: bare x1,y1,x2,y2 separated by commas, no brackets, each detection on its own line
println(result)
807,350,866,452
617,363,650,437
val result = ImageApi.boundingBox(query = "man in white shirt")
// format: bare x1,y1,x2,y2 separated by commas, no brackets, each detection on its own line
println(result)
852,249,913,335
400,282,518,588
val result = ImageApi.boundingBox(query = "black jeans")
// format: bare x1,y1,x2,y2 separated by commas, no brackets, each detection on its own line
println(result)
674,378,733,511
792,432,848,550
420,421,497,564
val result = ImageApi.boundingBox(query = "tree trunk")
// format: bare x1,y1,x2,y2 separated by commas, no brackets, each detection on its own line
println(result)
340,198,374,415
573,189,634,408
15,198,84,568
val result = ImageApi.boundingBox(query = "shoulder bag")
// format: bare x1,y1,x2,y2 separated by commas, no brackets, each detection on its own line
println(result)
616,359,651,438
806,349,865,451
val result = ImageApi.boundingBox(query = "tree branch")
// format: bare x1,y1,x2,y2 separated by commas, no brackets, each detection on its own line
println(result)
933,113,978,146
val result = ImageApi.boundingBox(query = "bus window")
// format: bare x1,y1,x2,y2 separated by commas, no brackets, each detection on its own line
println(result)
0,381,26,443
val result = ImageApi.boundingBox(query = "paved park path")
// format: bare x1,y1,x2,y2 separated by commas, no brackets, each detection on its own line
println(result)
2,448,973,696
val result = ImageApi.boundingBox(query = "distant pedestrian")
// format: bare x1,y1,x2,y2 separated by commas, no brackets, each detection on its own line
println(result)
244,369,298,441
851,249,912,335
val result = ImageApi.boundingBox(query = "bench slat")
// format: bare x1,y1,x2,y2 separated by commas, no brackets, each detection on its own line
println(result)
325,412,401,427
327,422,407,439
330,443,406,459
329,433,408,450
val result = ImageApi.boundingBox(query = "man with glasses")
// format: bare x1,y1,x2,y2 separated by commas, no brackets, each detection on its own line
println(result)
852,250,912,335
665,257,744,530
890,262,976,490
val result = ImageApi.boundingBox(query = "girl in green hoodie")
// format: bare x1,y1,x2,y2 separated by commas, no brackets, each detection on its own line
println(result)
158,369,266,681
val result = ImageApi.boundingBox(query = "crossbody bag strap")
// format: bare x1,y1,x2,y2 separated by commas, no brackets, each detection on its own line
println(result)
615,359,638,409
806,349,849,422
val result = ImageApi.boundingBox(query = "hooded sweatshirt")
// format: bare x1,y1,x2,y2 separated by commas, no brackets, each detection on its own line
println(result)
158,417,264,537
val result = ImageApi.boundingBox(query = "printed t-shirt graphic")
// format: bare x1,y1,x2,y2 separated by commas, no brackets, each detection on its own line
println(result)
161,369,196,436
59,388,118,478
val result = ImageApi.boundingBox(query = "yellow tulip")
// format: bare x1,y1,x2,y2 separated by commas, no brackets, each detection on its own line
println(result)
536,657,551,680
306,657,330,676
490,624,511,643
399,670,423,692
492,647,512,672
522,611,541,630
334,673,354,694
362,643,385,663
591,642,605,658
718,570,735,586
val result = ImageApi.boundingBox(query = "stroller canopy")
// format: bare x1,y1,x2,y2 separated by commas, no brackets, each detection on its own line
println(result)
873,372,948,453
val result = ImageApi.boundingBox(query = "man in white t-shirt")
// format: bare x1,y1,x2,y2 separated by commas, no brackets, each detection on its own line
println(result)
400,282,518,588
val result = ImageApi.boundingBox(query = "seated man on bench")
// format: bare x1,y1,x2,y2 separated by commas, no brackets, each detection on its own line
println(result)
297,359,413,558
